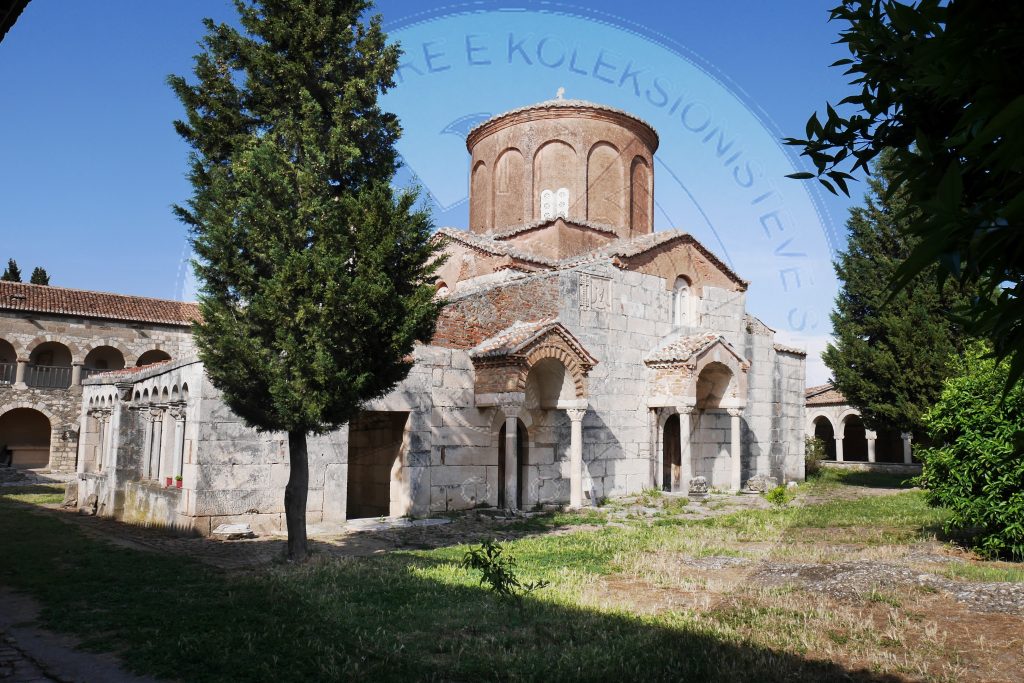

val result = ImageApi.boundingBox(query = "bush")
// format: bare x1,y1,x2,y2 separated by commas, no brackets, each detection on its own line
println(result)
765,485,794,506
805,436,826,477
915,343,1024,560
461,539,549,597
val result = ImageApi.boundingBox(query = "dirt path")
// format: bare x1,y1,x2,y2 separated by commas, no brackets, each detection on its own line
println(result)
0,588,157,683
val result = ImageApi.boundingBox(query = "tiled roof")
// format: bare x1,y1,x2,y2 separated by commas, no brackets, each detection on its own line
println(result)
471,319,559,358
0,280,200,326
435,227,749,289
470,318,597,366
774,343,807,356
806,382,846,405
467,98,658,147
487,217,620,241
645,332,721,364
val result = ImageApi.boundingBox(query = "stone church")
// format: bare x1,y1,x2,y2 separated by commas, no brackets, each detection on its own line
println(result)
3,97,806,534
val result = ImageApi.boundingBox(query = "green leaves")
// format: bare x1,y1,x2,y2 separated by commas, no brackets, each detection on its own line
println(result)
916,342,1024,560
170,0,442,434
786,1,1024,384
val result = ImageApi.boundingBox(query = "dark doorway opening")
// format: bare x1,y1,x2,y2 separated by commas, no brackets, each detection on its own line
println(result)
497,419,528,508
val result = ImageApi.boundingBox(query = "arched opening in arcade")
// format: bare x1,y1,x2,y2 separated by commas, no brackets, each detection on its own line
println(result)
662,413,680,491
84,345,126,378
842,414,868,462
0,408,51,469
136,349,172,367
0,339,16,385
27,341,73,388
813,416,836,459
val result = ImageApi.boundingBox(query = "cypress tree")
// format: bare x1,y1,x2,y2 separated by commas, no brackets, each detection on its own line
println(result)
169,0,442,561
2,259,22,282
29,267,49,285
824,149,970,436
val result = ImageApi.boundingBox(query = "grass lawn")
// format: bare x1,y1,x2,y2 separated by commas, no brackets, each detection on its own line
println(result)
0,478,1017,682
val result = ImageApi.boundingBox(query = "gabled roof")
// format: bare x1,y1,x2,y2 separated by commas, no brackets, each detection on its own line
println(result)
645,332,748,367
487,217,620,242
433,227,748,289
806,382,846,406
0,280,200,326
470,318,597,367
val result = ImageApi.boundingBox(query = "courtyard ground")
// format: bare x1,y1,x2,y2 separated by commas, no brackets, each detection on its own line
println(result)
0,471,1021,682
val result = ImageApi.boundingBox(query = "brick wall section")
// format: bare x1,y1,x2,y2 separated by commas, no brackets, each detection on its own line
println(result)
432,274,561,349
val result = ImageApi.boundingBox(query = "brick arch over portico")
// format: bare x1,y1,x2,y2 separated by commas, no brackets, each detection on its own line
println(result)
516,343,588,399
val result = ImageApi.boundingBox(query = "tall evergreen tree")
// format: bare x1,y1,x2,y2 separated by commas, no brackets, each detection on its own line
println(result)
29,267,49,285
169,0,442,561
824,150,971,436
1,259,22,282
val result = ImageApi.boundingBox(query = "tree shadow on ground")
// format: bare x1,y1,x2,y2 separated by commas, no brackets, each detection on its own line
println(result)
817,470,914,489
0,499,907,683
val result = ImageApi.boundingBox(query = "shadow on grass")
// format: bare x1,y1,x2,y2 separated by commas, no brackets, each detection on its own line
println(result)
0,501,904,683
810,469,914,489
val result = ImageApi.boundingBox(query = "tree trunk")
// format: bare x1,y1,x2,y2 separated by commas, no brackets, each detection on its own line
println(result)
284,430,309,562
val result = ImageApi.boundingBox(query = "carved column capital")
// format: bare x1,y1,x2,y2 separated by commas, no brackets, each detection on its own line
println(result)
566,408,587,422
726,407,743,418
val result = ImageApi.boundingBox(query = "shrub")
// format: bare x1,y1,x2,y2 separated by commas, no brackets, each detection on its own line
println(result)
765,485,794,507
915,343,1024,560
805,436,826,477
461,539,549,597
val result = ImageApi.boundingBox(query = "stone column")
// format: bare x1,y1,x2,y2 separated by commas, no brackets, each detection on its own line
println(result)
139,408,154,479
678,404,696,493
835,436,844,462
14,358,27,388
150,407,166,482
649,409,661,491
901,432,913,464
727,407,743,492
170,405,186,480
865,430,877,463
567,408,586,509
71,362,83,386
503,410,519,510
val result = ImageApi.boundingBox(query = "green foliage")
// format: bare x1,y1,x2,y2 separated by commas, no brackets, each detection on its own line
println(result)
1,258,21,282
29,266,49,285
915,342,1024,560
764,485,794,507
785,1,1024,387
169,0,442,436
460,539,549,597
824,150,971,435
804,436,825,477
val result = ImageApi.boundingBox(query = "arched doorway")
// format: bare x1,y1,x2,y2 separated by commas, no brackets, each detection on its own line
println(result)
497,419,528,509
843,415,868,461
813,416,836,459
136,350,172,367
0,408,51,468
662,413,680,491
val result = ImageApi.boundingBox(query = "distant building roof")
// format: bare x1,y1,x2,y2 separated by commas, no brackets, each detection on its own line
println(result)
806,382,846,406
0,280,200,327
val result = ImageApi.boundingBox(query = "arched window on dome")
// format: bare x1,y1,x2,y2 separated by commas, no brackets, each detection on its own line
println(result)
673,276,696,326
540,188,569,220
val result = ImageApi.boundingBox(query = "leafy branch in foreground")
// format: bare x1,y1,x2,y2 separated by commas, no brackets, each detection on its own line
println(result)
461,539,549,597
785,1,1024,387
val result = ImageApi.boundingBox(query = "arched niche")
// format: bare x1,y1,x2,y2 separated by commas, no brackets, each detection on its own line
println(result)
493,148,526,228
533,140,577,220
812,415,837,459
587,142,625,226
524,357,577,410
695,361,733,410
470,161,491,231
630,156,651,235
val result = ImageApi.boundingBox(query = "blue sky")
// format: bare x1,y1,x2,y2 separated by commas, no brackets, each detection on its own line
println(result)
0,1,860,383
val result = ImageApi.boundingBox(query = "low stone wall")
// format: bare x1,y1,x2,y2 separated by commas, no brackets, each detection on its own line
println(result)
821,461,921,475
